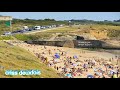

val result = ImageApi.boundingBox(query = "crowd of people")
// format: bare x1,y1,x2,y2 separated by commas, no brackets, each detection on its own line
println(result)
8,40,120,78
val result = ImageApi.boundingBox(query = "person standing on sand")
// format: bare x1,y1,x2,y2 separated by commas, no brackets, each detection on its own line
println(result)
104,64,108,75
61,52,64,56
48,49,51,55
54,65,57,69
94,73,97,78
45,57,48,63
116,67,119,77
44,46,46,49
57,66,59,71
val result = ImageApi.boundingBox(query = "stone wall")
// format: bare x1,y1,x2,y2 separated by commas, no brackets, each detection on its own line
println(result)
25,40,102,48
25,40,120,49
26,40,66,47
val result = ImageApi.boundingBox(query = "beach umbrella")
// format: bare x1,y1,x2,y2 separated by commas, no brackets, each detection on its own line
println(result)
66,73,72,78
55,53,60,59
87,75,94,78
73,55,78,59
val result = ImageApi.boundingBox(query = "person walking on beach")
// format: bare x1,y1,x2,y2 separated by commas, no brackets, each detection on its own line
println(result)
44,46,46,49
61,51,64,56
116,67,119,77
48,49,51,55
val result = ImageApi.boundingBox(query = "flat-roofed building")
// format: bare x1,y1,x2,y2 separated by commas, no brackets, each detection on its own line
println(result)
0,16,12,21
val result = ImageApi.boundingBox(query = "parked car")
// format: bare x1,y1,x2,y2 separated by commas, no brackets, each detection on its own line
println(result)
23,26,29,30
34,26,41,30
28,28,34,31
40,26,46,29
3,32,12,35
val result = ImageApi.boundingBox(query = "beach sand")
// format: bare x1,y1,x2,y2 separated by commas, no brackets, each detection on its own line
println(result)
6,40,119,78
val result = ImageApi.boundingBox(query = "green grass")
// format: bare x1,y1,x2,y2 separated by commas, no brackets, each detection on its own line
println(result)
0,41,60,78
0,36,14,40
43,26,78,33
13,33,53,41
33,32,53,39
13,34,39,41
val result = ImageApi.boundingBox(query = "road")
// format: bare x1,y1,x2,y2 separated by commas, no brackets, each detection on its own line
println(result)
24,26,67,35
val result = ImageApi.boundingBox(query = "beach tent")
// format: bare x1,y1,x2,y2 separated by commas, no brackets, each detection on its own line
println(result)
55,53,60,59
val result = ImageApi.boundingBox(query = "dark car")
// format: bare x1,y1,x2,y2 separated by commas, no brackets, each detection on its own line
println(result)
20,30,27,33
11,30,19,34
28,28,32,31
12,30,24,34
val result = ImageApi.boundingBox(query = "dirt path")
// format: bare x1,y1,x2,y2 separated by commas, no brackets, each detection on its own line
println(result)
48,33,60,41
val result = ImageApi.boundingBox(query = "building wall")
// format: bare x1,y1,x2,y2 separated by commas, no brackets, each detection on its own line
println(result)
0,16,12,21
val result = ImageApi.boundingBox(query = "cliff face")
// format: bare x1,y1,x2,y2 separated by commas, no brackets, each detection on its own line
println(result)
90,30,108,40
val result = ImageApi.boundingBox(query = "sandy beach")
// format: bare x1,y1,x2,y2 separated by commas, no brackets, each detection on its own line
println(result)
6,40,120,78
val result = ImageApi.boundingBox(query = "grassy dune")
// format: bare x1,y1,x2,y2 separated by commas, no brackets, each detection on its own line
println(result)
43,26,79,33
0,41,60,78
1,24,120,41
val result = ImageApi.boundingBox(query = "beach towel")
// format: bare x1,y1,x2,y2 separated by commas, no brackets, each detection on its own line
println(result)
66,73,72,78
113,74,117,78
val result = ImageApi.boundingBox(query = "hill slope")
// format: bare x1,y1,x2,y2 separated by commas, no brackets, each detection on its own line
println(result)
0,41,60,78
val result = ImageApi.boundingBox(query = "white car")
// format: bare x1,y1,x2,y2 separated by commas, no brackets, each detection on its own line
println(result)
23,26,29,30
34,26,41,30
3,32,12,35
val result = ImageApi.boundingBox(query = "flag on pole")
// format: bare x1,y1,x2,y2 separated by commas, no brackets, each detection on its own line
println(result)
5,21,11,27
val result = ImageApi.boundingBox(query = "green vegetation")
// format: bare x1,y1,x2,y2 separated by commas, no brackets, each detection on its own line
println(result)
0,21,11,35
90,24,120,30
0,19,68,35
14,33,53,41
70,19,120,26
43,26,78,33
0,36,14,40
0,41,60,78
14,34,38,41
12,18,67,26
